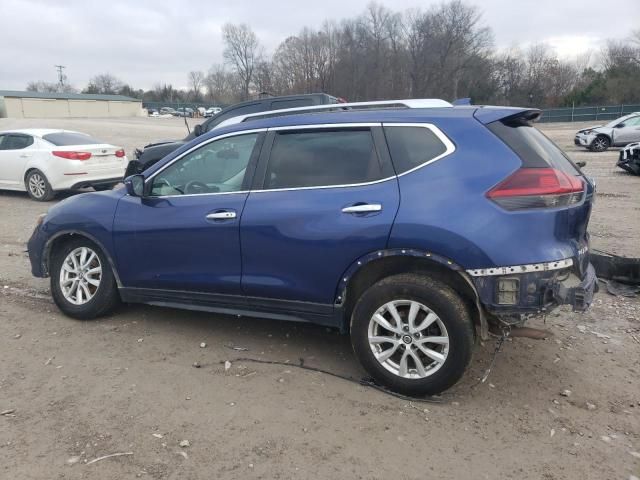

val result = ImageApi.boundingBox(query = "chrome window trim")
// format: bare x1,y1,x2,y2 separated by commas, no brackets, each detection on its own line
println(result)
466,258,573,277
143,122,456,198
250,122,456,193
145,128,268,186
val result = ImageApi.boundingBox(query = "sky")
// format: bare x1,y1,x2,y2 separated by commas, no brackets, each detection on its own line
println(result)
0,0,638,91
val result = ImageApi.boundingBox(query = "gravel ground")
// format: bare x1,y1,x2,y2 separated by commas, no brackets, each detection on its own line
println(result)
0,117,638,480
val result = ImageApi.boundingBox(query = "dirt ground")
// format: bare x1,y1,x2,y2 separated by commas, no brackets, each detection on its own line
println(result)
0,117,638,480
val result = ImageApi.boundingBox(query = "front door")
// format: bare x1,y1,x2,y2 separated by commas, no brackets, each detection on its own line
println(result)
113,131,263,295
240,125,400,306
613,116,640,145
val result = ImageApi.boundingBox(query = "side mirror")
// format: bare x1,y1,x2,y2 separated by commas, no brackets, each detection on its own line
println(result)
124,174,145,197
615,123,625,128
193,124,203,136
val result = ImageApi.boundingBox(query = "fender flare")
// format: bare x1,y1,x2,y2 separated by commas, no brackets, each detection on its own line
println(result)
334,248,489,339
42,229,123,287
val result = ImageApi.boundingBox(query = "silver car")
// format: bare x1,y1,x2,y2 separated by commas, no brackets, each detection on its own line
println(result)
574,112,640,151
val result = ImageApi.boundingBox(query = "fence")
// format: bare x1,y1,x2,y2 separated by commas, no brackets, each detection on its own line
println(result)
540,104,640,123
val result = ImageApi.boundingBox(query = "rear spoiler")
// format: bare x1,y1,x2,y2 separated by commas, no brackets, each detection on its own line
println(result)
473,107,542,125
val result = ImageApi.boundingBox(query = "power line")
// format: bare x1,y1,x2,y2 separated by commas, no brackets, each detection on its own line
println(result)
54,65,66,87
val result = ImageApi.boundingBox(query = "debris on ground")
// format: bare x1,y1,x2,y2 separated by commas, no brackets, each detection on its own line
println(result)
86,452,133,465
66,456,81,465
179,440,190,448
224,344,249,352
560,390,572,397
200,342,207,348
192,362,201,368
224,361,232,371
176,451,188,459
152,433,163,439
1,409,16,416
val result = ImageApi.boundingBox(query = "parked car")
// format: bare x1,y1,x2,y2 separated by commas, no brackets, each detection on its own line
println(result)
0,129,127,201
574,112,640,151
618,142,640,174
204,107,222,117
159,107,176,115
173,107,194,118
147,108,158,116
132,94,341,174
28,104,596,395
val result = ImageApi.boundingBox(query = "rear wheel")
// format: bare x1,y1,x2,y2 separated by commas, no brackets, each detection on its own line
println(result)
589,135,610,152
50,238,120,319
25,170,55,201
351,274,474,396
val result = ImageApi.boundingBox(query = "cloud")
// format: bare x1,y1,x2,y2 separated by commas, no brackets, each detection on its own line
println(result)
0,0,637,90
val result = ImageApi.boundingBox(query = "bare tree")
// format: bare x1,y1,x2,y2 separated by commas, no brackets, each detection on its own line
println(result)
222,23,261,100
84,74,123,94
188,71,204,100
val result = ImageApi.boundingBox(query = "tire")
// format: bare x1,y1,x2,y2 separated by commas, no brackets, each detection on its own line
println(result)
589,135,610,152
49,237,120,320
25,169,55,201
350,274,474,396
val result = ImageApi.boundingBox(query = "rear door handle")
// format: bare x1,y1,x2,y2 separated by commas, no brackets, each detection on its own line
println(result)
206,210,236,220
341,203,382,214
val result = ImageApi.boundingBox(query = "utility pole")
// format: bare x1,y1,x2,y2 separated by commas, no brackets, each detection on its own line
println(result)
54,65,66,88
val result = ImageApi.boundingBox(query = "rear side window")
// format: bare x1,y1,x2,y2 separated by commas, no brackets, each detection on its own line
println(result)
43,132,102,146
487,121,581,175
264,129,381,189
1,134,34,150
383,126,448,174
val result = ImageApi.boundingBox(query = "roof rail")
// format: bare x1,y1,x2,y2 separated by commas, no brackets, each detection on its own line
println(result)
214,98,453,130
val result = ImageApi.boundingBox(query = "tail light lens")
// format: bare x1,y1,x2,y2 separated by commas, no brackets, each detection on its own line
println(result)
53,151,92,161
487,168,584,210
115,149,125,158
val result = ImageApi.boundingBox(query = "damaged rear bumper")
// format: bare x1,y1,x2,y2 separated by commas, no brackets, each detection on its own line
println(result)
468,260,596,323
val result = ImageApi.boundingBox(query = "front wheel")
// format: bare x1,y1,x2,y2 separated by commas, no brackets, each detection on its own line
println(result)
350,274,474,396
25,169,55,201
50,238,120,319
589,135,610,152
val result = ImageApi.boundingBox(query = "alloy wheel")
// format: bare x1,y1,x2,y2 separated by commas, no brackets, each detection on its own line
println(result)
28,173,46,199
59,247,102,305
367,299,449,379
592,137,608,151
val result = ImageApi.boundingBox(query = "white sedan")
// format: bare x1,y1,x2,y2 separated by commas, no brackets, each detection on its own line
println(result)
0,129,128,201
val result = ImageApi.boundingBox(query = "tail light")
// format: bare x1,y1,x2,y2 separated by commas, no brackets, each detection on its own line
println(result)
115,149,125,158
487,168,584,210
53,151,92,161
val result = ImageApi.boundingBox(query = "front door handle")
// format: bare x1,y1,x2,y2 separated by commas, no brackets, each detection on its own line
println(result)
341,203,382,214
206,210,236,220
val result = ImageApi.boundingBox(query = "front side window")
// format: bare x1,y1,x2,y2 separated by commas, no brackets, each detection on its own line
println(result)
150,133,259,196
264,129,381,190
2,134,34,150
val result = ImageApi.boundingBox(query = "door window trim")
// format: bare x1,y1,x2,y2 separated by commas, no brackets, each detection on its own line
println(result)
142,123,456,197
250,122,456,193
144,128,267,198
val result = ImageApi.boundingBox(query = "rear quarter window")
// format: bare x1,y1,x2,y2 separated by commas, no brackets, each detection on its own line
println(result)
487,121,581,175
43,132,102,146
383,126,448,174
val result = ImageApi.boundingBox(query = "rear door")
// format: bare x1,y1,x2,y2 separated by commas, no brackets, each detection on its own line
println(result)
240,124,400,307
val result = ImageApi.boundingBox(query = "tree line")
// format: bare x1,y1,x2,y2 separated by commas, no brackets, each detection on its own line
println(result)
27,1,640,108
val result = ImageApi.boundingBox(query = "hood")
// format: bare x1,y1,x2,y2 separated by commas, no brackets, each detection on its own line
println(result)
577,125,602,133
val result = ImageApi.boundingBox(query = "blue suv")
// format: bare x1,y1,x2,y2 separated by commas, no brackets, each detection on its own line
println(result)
27,104,596,395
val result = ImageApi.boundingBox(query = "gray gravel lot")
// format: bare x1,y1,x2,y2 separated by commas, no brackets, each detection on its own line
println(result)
0,117,638,480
